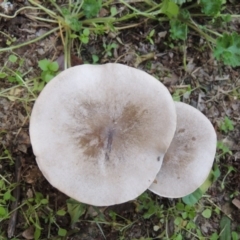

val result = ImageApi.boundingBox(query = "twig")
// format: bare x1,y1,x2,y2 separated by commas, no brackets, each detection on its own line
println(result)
7,157,22,238
0,27,59,52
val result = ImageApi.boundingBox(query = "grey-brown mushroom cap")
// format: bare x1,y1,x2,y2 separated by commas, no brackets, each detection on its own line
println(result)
29,63,177,206
149,101,217,198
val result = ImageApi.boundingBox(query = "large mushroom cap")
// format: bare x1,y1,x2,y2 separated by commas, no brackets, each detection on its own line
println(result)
149,101,217,198
30,63,176,206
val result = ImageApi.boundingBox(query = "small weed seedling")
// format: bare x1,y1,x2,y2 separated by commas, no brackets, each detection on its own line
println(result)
1,0,239,67
135,192,208,239
172,85,193,102
66,198,86,226
221,165,236,190
38,59,59,83
92,54,99,64
219,116,234,133
0,147,14,165
0,54,28,85
0,56,59,101
31,59,59,93
103,42,118,57
216,141,232,159
0,175,16,222
22,192,69,239
146,29,155,45
136,192,164,220
0,53,37,102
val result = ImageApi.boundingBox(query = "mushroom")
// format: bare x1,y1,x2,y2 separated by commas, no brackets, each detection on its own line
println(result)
149,101,217,198
29,63,177,206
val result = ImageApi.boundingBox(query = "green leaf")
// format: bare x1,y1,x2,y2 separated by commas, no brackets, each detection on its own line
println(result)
0,206,7,217
221,14,231,23
182,188,203,205
174,216,182,226
196,229,204,237
67,198,86,225
199,170,214,193
110,43,118,49
212,164,221,182
143,203,156,219
61,7,70,16
83,28,90,36
179,9,190,20
92,54,99,64
80,28,90,44
68,17,82,32
181,211,188,219
9,54,18,63
57,209,66,216
15,71,23,84
38,59,50,71
186,221,196,230
220,216,231,240
33,217,41,240
70,34,78,39
214,32,240,67
176,202,185,211
58,228,67,236
220,116,234,133
48,62,59,72
3,190,11,200
176,234,183,240
160,0,179,18
63,7,81,31
108,210,117,221
34,227,41,240
217,141,232,155
7,75,17,83
200,0,222,16
41,72,55,83
149,29,155,37
210,232,219,240
202,209,212,218
187,210,196,219
0,72,7,78
82,0,102,18
40,199,48,205
80,35,89,44
170,19,188,40
232,232,238,240
110,6,117,16
33,79,45,93
0,180,4,189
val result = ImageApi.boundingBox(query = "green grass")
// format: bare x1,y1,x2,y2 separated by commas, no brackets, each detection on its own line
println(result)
0,0,240,67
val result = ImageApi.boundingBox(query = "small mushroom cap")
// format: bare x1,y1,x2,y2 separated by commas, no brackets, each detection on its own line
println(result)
30,63,176,206
149,101,217,198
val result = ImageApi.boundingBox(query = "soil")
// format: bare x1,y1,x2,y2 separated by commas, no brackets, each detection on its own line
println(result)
0,1,240,240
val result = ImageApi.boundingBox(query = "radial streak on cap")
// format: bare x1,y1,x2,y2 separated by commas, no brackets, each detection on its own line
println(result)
149,101,217,198
30,63,176,206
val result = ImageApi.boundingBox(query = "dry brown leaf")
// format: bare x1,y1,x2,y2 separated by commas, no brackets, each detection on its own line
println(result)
22,226,34,240
18,130,31,145
222,202,233,215
186,58,195,73
22,165,42,184
99,8,109,17
232,198,240,210
17,144,28,153
7,88,24,101
26,188,33,199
